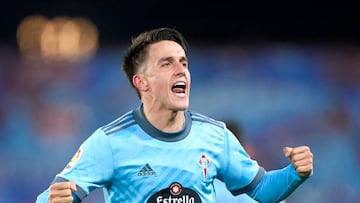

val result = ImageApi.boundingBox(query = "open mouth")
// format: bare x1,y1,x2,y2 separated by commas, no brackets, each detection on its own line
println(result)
172,81,186,95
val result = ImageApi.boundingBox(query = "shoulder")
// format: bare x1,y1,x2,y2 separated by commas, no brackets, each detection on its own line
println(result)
188,110,225,129
100,110,136,135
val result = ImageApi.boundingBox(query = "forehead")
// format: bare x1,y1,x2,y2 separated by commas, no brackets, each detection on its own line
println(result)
147,40,186,59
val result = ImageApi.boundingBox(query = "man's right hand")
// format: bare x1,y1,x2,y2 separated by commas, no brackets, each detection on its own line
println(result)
48,182,77,203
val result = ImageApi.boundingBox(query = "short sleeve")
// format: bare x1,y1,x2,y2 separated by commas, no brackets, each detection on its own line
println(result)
220,129,264,194
54,128,114,197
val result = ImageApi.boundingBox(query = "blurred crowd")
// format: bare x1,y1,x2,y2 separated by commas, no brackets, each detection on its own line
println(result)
0,43,359,202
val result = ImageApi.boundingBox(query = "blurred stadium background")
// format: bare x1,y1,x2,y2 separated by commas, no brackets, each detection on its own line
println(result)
0,1,359,202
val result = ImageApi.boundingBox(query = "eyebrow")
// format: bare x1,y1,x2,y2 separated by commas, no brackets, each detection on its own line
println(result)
158,56,188,64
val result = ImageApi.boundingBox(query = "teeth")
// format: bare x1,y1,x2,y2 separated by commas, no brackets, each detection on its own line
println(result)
174,82,185,86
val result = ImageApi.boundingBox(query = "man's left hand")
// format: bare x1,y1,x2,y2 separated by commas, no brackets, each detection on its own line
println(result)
283,146,313,177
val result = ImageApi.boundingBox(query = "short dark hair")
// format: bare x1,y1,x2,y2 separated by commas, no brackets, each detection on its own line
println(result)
122,28,188,98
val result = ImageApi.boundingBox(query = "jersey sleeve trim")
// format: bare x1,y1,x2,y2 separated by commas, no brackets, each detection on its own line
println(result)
53,176,87,201
230,167,265,195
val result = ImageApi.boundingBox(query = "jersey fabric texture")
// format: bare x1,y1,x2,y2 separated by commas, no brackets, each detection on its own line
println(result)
36,105,305,202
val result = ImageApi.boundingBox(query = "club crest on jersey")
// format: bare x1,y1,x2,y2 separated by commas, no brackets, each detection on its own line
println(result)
147,182,201,203
198,153,210,181
62,145,83,173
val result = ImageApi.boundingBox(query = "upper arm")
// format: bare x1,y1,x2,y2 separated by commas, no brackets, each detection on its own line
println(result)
55,128,114,198
220,128,263,194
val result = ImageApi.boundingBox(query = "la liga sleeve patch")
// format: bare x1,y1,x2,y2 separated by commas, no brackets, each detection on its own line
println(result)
62,145,83,173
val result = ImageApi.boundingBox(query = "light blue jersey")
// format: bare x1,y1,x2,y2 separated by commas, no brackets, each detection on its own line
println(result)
36,105,307,202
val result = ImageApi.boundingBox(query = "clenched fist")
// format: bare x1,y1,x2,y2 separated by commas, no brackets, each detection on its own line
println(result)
283,146,313,177
48,182,77,203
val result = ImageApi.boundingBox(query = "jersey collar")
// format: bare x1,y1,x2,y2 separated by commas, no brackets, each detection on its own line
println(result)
133,104,192,142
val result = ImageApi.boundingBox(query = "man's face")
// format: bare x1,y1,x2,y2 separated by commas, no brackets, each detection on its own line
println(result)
139,40,191,111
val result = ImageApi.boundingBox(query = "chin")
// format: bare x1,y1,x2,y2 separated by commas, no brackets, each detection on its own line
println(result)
178,107,188,111
173,103,189,111
169,97,189,111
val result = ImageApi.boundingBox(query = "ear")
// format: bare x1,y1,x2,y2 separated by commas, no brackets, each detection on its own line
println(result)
132,74,149,91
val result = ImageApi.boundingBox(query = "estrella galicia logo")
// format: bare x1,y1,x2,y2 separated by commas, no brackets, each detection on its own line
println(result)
147,182,201,203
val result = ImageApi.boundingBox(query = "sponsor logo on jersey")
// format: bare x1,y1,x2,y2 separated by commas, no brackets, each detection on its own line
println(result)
62,145,83,173
138,163,157,176
147,182,201,203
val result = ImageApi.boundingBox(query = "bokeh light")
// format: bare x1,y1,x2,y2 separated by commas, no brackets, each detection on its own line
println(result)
17,15,99,63
16,15,48,61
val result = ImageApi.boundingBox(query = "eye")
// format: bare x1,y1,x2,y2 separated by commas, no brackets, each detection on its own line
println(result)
161,62,171,67
180,57,188,68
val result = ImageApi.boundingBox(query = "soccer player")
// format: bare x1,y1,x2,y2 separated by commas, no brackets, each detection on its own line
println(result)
36,28,313,203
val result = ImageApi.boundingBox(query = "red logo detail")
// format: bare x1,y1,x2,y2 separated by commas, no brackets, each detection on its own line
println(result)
198,153,210,181
170,182,182,195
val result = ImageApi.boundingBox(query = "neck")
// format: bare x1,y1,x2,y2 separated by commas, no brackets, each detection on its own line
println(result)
142,104,185,133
